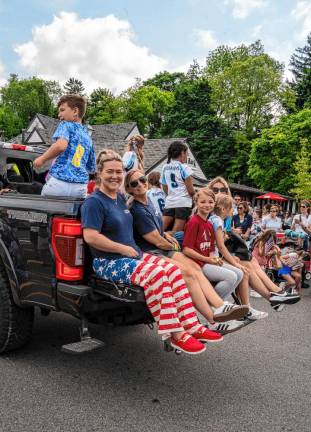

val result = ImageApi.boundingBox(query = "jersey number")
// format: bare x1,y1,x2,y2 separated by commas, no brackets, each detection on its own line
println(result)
170,173,178,188
158,198,165,212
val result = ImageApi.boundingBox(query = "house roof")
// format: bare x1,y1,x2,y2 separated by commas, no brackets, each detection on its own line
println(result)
92,137,187,173
11,114,137,147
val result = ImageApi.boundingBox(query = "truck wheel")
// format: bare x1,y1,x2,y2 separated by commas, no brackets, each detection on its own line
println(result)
0,267,34,353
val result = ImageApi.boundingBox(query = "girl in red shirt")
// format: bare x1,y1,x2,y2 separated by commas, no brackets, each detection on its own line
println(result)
183,188,249,333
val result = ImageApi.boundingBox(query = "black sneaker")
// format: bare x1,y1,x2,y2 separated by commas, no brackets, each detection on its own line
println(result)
271,303,285,312
269,290,300,306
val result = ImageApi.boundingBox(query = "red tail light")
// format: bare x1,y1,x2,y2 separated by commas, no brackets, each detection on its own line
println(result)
52,217,84,281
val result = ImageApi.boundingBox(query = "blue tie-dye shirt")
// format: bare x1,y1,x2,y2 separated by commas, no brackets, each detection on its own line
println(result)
49,121,96,184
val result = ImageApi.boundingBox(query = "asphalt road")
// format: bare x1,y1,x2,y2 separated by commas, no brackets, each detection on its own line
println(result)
0,287,310,432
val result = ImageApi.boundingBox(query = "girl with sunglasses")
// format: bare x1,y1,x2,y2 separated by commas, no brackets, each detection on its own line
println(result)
161,141,195,232
81,154,217,355
125,169,248,335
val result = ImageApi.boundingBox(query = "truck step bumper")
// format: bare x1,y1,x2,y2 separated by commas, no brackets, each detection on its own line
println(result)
61,337,105,354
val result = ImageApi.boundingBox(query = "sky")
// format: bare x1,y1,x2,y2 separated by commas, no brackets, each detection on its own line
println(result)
0,0,310,93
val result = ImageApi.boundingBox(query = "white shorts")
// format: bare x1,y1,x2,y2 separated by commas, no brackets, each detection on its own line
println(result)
41,176,87,199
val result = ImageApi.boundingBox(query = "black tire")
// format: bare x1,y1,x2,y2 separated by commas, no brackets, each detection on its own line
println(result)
0,266,34,353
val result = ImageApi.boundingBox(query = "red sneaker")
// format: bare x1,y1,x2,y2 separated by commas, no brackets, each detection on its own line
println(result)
192,326,223,343
170,333,206,355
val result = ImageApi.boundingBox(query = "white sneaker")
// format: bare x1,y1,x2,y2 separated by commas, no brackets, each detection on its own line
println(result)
247,306,268,320
250,289,262,298
206,320,245,335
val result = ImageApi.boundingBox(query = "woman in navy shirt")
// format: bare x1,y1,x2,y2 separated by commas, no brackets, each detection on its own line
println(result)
232,201,253,241
81,153,215,355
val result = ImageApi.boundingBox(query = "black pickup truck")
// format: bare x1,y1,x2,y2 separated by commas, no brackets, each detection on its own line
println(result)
0,142,152,354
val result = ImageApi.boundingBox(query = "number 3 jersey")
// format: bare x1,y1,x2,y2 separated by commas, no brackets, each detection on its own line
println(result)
160,160,193,208
49,121,96,184
147,187,166,215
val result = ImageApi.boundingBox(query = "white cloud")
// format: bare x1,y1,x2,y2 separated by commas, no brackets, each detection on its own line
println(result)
14,12,167,93
193,29,219,50
224,0,267,19
251,24,262,37
0,60,6,86
291,1,311,40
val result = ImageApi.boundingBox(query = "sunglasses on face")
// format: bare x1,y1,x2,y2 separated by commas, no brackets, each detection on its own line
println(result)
129,176,147,188
237,206,244,210
212,187,228,194
300,205,306,208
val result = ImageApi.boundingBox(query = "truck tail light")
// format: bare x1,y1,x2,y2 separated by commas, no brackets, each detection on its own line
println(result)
52,217,84,281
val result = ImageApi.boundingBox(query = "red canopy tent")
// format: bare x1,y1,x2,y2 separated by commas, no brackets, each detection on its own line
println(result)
256,192,287,201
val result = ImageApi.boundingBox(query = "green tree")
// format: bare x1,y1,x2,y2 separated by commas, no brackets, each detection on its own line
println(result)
122,84,174,136
86,87,124,124
248,109,311,194
162,78,234,178
205,42,283,134
204,41,284,181
0,106,23,140
63,77,85,95
1,76,54,127
143,71,186,92
289,32,311,108
291,138,311,199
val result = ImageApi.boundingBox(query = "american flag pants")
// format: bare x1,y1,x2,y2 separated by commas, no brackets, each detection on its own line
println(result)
93,253,201,335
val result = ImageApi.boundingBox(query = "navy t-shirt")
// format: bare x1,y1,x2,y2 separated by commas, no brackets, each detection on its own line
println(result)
232,213,253,234
81,190,142,260
130,199,163,252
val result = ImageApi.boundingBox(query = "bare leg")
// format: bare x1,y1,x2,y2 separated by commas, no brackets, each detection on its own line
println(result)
282,274,296,286
292,270,302,292
235,272,250,305
242,261,271,300
251,258,281,292
162,215,174,231
172,218,187,232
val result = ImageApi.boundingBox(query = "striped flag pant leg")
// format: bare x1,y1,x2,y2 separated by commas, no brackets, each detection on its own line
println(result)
130,258,184,335
136,254,201,333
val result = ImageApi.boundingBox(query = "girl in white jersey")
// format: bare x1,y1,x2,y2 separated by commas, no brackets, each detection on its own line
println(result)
147,171,166,214
161,141,195,231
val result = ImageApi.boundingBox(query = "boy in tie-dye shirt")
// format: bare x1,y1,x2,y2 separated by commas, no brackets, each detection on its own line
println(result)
34,94,96,198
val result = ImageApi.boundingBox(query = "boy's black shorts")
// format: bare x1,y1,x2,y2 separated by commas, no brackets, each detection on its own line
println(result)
162,207,192,220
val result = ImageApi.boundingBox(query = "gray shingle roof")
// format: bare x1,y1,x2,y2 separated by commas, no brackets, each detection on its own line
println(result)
11,115,137,147
93,138,187,173
91,122,137,142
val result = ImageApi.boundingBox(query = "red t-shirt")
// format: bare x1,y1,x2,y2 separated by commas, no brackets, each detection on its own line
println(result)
182,214,215,267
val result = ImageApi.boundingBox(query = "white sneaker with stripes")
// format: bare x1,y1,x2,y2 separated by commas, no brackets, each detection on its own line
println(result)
205,320,245,335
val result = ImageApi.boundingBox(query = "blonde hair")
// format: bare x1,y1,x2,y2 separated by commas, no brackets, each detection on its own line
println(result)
206,176,232,197
148,171,161,188
194,187,215,203
125,135,145,172
94,149,122,187
97,152,123,174
214,194,233,215
96,148,119,166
